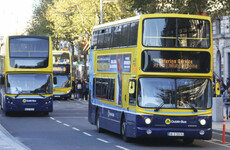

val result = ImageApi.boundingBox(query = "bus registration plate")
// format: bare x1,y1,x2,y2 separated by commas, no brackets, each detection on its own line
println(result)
25,108,35,111
168,132,184,136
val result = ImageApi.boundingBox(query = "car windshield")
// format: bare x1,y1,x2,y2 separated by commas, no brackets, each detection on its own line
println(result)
53,75,71,88
7,74,52,94
138,78,212,109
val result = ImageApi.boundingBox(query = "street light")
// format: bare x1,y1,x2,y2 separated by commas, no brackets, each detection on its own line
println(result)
100,0,115,24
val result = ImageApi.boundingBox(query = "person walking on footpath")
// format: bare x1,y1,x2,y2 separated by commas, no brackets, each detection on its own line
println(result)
76,79,83,100
222,86,230,119
82,79,89,101
72,79,76,99
227,78,230,87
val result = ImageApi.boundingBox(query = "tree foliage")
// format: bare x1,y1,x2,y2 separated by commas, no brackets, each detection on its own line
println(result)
45,0,134,78
118,0,230,18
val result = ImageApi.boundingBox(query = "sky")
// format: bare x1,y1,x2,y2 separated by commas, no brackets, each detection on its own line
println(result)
0,0,38,36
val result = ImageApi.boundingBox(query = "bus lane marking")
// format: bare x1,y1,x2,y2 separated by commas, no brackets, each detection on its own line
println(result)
50,117,55,120
96,138,109,143
83,132,92,136
115,145,130,150
63,123,70,127
56,120,62,124
72,127,80,131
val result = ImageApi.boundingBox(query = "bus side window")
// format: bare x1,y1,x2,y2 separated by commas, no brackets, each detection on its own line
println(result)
130,22,138,46
129,80,136,105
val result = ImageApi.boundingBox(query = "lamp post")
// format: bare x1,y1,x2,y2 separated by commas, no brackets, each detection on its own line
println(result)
100,0,103,24
100,0,115,24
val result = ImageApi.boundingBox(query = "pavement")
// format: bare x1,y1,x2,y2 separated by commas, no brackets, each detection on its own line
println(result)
0,99,229,150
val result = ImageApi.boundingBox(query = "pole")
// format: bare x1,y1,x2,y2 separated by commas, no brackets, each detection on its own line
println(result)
100,0,103,24
222,116,226,144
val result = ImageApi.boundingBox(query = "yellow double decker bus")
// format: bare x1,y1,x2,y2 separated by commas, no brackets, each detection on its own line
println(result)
88,14,212,143
53,51,72,100
0,35,53,115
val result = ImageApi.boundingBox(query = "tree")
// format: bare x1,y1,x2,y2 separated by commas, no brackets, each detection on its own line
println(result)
118,0,230,18
26,0,60,49
46,0,134,78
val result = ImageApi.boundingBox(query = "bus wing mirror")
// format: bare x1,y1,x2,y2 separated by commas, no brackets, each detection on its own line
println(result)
53,77,57,85
215,82,220,96
1,76,4,85
129,81,135,94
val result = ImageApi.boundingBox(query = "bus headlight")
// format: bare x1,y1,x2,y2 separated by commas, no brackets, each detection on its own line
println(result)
200,119,206,125
145,118,151,125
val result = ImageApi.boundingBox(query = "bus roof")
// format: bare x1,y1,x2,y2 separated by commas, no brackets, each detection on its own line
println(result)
93,14,211,31
93,15,140,30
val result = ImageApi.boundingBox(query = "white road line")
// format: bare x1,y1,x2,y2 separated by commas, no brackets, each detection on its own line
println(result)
63,123,70,127
50,117,55,120
96,138,109,143
56,120,62,123
205,139,230,148
57,101,61,103
72,127,80,131
83,132,92,136
115,145,130,150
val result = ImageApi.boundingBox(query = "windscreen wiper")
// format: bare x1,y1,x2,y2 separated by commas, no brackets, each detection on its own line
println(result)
189,104,198,112
15,90,26,98
155,102,165,112
37,93,45,98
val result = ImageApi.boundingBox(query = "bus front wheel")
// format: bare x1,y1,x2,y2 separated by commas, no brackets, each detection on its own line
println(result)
183,138,194,144
121,118,130,142
96,111,103,133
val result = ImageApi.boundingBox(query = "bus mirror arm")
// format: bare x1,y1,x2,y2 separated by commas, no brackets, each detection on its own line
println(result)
53,77,57,85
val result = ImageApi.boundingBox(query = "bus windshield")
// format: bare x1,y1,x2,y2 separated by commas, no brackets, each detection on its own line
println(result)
6,74,52,94
138,78,212,109
53,75,71,88
9,37,49,68
53,52,70,64
143,18,210,48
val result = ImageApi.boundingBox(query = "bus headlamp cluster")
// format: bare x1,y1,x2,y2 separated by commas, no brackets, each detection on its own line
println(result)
200,119,206,125
145,118,151,125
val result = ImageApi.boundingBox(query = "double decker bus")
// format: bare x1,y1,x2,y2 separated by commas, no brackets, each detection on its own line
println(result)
53,50,72,100
88,14,212,143
0,35,53,115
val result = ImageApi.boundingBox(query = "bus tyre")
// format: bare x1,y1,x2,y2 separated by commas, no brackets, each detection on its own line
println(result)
43,112,49,116
96,111,103,133
183,138,194,144
121,118,130,142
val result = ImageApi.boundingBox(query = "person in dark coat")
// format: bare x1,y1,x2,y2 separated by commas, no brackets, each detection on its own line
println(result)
82,79,89,101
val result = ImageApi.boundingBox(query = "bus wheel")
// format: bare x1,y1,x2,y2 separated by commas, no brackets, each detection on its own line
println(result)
96,111,103,133
43,112,49,116
121,118,130,142
183,138,194,144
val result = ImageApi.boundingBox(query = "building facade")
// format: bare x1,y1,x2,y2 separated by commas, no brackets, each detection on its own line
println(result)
213,16,230,84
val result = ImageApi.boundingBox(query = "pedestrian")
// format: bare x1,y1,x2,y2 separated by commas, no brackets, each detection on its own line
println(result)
76,79,83,100
219,78,226,95
227,78,230,87
82,79,89,101
223,86,230,119
72,79,76,99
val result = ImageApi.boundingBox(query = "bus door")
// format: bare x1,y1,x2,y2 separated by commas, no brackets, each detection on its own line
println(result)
128,79,136,111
